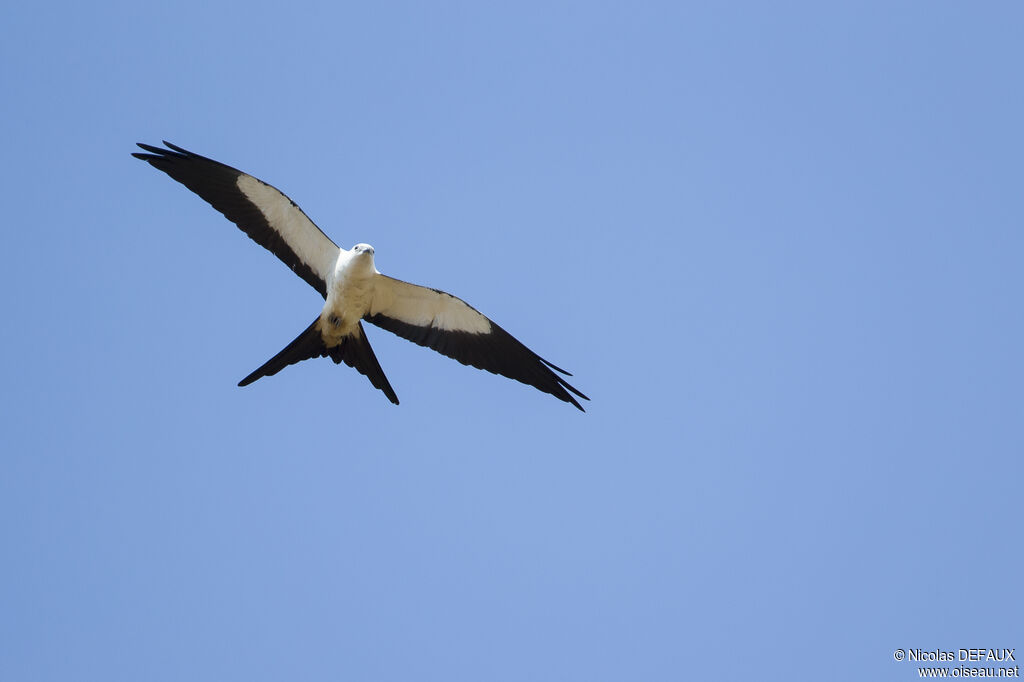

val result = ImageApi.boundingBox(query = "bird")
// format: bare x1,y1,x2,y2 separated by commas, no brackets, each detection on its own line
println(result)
132,141,588,410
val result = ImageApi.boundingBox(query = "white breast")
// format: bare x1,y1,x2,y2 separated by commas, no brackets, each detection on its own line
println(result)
320,250,376,344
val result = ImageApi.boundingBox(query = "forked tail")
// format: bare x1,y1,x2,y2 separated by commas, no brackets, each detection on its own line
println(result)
238,318,399,404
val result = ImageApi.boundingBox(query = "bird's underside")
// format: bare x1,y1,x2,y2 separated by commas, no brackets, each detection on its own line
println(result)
132,141,588,411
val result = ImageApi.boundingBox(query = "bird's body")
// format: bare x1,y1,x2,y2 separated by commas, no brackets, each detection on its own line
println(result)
323,245,377,343
133,141,588,410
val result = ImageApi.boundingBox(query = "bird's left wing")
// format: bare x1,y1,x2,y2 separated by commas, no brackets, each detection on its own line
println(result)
366,274,588,410
133,141,339,297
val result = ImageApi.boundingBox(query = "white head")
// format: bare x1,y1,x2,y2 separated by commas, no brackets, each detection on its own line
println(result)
349,243,377,273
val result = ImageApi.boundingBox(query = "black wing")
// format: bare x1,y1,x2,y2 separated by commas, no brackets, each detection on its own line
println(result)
366,274,588,410
133,141,338,297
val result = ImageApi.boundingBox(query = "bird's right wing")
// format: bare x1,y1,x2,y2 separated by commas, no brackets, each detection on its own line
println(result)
133,141,339,297
365,274,588,410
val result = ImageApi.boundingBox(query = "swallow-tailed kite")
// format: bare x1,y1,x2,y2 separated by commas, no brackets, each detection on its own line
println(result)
132,142,588,410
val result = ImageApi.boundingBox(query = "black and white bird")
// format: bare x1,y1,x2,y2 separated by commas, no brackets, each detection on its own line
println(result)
133,142,588,410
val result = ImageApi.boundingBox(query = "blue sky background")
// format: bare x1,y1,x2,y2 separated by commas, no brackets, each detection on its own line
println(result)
2,2,1021,680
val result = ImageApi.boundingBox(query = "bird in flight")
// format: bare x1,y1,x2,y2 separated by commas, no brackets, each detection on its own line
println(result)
132,142,588,410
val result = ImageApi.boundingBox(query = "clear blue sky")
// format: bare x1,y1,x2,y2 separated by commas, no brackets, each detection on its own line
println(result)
2,2,1021,680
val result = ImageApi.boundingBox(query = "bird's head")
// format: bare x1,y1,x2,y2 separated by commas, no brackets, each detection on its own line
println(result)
350,243,377,273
